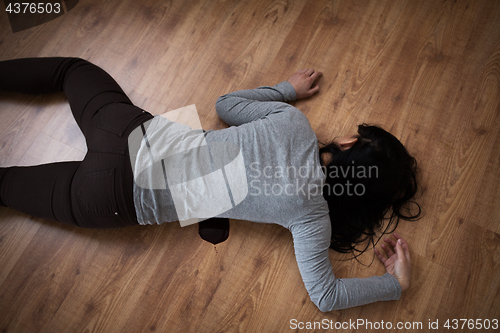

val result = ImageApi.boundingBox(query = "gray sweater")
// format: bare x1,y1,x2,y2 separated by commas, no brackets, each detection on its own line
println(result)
129,81,401,312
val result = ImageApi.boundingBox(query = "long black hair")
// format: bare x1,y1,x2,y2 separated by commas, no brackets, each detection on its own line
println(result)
320,124,421,256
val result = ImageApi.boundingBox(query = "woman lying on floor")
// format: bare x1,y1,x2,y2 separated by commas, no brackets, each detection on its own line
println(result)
0,58,420,311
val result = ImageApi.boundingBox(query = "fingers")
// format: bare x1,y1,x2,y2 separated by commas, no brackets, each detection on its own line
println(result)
384,237,397,248
395,239,404,262
308,84,320,95
310,71,323,81
375,233,411,272
297,68,322,78
374,248,387,264
306,70,322,95
393,233,411,263
382,244,395,258
393,233,408,247
376,236,399,260
306,69,323,85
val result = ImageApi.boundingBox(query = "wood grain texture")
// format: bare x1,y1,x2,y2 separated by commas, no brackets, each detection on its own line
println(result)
1,0,499,332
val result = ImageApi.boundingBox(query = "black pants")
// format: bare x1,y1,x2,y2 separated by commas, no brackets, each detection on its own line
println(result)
0,58,154,228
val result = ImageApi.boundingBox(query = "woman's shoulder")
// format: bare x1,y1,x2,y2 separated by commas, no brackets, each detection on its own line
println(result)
289,199,331,240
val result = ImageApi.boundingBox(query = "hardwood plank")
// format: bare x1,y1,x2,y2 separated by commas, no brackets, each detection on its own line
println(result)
0,222,100,332
0,211,42,287
436,222,500,321
0,94,62,165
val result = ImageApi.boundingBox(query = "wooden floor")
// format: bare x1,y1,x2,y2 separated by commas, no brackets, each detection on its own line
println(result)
1,0,499,332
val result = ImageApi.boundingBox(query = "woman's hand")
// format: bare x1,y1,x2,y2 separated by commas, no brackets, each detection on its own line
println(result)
374,233,411,291
288,68,323,100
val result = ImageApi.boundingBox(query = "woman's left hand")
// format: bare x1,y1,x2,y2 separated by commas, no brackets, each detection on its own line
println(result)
374,233,411,291
288,68,323,100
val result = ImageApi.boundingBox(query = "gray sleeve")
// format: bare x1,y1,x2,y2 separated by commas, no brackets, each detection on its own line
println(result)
215,81,297,126
290,220,402,312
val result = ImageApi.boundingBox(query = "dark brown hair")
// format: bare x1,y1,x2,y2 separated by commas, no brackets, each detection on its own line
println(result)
320,124,421,256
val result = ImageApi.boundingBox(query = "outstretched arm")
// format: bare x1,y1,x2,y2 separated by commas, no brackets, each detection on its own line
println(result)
215,69,322,126
291,221,403,312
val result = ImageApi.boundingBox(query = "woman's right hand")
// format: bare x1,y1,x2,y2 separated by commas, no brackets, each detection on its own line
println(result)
374,233,411,291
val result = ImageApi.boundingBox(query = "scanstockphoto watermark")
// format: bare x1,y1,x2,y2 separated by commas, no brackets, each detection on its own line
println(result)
290,318,499,331
249,161,378,198
290,318,423,330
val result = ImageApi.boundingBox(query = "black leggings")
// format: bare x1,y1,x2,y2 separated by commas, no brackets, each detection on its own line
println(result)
0,58,154,228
